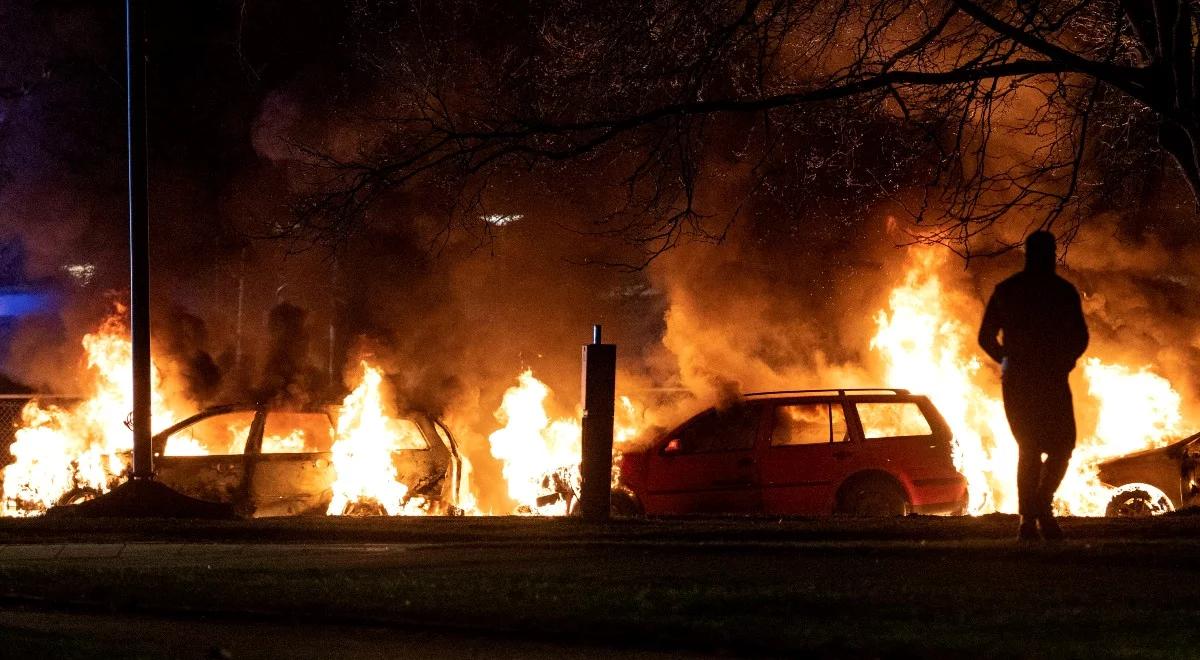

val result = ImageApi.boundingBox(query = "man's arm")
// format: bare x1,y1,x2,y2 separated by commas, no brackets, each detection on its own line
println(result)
978,288,1006,364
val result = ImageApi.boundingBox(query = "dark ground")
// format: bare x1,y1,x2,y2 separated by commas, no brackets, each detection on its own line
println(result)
0,514,1197,658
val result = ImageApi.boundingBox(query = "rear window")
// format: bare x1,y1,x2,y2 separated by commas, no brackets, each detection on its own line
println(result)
671,405,760,454
261,412,335,453
855,402,932,439
771,403,848,446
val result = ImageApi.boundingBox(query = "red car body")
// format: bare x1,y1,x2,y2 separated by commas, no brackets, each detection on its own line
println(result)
616,389,968,516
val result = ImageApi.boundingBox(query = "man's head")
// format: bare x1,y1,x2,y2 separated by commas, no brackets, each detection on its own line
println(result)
1024,230,1057,273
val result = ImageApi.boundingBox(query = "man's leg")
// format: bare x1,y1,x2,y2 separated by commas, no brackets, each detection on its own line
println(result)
1016,443,1042,518
1004,376,1042,540
1034,378,1076,540
1038,447,1071,512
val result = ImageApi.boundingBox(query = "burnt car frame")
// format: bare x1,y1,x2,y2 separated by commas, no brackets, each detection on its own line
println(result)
1097,432,1200,516
59,403,464,517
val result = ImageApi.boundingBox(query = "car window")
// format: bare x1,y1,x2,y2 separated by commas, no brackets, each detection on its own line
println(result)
389,418,430,450
855,402,932,439
330,403,431,451
673,405,760,454
261,412,335,453
771,403,848,446
164,411,256,456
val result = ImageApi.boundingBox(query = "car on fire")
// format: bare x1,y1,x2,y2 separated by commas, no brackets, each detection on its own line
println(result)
57,403,464,517
611,389,968,516
1097,432,1200,516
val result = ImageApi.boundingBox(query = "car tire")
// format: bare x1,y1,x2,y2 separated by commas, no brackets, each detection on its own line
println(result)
1105,487,1173,517
610,490,643,517
341,500,388,516
838,478,909,517
56,486,102,507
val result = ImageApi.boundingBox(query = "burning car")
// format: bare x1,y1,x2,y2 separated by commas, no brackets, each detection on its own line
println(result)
1096,432,1200,516
52,403,464,517
613,389,968,516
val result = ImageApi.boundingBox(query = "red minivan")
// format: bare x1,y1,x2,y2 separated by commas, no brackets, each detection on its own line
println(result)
615,389,968,516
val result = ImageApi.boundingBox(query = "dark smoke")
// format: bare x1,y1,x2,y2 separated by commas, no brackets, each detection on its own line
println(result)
155,307,220,405
255,302,328,408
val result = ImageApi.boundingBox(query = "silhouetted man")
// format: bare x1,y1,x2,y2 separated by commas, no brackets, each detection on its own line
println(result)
979,231,1088,541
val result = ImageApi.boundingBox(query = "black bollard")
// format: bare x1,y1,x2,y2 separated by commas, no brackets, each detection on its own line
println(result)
580,325,616,521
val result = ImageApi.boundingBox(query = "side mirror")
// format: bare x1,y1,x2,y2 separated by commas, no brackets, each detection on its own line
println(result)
662,438,682,455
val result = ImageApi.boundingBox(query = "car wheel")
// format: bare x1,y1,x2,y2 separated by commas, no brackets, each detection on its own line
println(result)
839,478,909,517
1105,486,1174,517
341,500,388,516
56,486,102,507
610,490,643,517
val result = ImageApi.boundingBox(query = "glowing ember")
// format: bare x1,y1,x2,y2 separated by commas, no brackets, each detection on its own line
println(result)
2,312,181,516
326,362,429,516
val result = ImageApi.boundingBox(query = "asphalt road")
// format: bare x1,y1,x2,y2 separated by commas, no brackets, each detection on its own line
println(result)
0,514,1198,658
0,607,694,659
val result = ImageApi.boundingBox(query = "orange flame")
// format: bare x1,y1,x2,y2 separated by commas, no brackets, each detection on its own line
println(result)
486,369,645,514
2,312,181,515
871,248,1188,515
326,361,429,515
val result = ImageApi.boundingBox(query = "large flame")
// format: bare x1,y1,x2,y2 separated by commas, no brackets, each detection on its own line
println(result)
870,249,1016,513
4,251,1189,519
326,362,429,516
2,312,181,515
486,369,646,514
1,325,459,517
487,370,583,512
1056,359,1183,515
871,248,1187,515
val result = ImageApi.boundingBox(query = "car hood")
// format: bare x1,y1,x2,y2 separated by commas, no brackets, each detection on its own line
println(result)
1097,433,1196,468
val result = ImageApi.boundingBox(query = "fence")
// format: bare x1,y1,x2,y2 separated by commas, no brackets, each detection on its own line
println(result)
0,395,78,472
0,395,31,461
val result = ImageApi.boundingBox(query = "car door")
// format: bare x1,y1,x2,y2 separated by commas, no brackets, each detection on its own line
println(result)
757,398,855,515
850,397,942,473
155,408,262,504
246,411,337,517
642,403,765,514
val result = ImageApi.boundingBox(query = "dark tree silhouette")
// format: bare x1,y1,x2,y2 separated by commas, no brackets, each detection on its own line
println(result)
289,1,1196,263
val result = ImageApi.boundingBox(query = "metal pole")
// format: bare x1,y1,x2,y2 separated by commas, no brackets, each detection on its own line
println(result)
579,324,615,521
127,0,153,479
234,246,245,373
328,255,338,380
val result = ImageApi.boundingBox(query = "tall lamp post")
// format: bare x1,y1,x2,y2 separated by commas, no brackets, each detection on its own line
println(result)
126,0,153,480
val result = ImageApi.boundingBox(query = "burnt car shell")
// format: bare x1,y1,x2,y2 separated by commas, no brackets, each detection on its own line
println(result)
1096,433,1198,511
151,403,461,517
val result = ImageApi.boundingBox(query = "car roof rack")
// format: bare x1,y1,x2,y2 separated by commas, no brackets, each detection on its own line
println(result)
742,388,911,397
